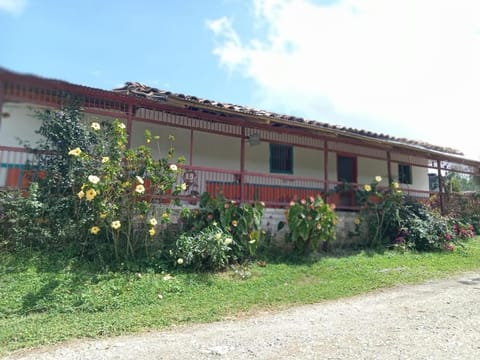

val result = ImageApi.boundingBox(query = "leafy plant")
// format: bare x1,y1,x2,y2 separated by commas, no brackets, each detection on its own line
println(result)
278,195,337,254
354,177,475,251
5,101,186,262
173,225,235,271
354,176,403,248
180,192,265,259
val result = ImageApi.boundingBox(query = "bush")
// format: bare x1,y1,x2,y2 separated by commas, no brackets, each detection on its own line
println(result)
354,177,475,252
4,101,185,263
279,195,337,254
173,225,235,271
180,192,265,261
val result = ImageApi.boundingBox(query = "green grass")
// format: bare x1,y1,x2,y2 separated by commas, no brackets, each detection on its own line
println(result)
2,238,480,355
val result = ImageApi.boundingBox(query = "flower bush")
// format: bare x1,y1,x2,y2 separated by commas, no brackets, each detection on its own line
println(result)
179,192,265,262
354,177,403,248
173,225,235,271
278,195,337,254
2,101,185,262
354,176,475,251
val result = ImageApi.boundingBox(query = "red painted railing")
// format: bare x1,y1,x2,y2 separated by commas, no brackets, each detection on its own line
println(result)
0,146,436,209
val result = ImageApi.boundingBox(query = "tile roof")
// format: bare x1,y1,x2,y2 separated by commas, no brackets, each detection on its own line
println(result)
113,82,463,156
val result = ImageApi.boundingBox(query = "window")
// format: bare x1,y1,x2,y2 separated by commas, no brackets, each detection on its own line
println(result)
270,143,293,174
398,164,412,184
337,155,356,183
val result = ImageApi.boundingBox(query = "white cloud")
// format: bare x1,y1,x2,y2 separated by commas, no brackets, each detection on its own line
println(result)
208,0,480,159
0,0,27,15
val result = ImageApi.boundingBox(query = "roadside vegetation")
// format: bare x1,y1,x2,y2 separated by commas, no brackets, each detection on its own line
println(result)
1,102,479,355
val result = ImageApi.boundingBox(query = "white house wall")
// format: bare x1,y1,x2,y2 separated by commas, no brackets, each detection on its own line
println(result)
294,147,324,178
357,157,388,186
130,121,191,163
245,143,324,178
192,131,240,170
0,102,44,148
245,142,269,173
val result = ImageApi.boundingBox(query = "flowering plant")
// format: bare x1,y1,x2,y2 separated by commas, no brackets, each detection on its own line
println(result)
17,101,185,261
278,195,337,254
180,192,265,260
173,225,235,271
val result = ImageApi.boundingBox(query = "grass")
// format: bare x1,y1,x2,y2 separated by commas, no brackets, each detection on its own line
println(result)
1,238,480,355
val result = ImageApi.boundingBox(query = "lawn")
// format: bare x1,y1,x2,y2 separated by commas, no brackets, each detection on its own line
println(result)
1,238,480,355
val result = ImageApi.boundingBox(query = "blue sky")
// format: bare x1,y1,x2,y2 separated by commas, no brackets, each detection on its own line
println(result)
2,0,480,160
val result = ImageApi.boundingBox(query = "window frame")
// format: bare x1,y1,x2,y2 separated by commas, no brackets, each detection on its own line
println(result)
398,164,412,184
269,143,294,174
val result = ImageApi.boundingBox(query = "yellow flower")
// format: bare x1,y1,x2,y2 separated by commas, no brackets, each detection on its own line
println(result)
111,220,121,230
100,212,107,219
375,176,382,183
149,228,156,236
91,122,100,131
392,182,399,189
68,147,82,156
88,175,100,184
215,233,222,241
149,218,158,226
118,123,126,129
135,184,145,194
169,164,178,172
364,184,371,192
85,188,97,201
146,138,151,144
354,217,361,225
224,238,233,245
101,156,110,163
180,183,187,191
177,258,184,265
77,190,85,199
135,176,144,185
161,213,170,220
90,226,100,235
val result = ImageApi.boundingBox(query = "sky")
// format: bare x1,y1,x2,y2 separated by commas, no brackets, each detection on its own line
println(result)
1,0,480,159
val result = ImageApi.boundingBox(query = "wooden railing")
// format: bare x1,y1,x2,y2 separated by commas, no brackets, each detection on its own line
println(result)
0,146,439,210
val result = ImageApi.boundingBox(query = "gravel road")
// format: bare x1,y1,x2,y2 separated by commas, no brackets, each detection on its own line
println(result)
4,272,480,360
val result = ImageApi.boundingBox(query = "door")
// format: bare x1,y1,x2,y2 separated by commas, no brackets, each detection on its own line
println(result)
337,155,357,207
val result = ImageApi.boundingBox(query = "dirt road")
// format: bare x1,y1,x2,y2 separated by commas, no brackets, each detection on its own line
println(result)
4,272,480,360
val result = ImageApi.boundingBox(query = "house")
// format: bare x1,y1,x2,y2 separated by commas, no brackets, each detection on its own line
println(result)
1,68,479,220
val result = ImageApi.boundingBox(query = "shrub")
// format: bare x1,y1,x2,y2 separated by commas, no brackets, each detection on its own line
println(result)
5,101,185,262
354,177,474,252
173,225,235,271
180,192,265,261
354,177,403,248
279,195,337,254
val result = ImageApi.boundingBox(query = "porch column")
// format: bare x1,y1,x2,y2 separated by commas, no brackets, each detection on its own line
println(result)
437,159,445,214
0,79,4,129
387,151,392,184
126,103,134,148
189,129,194,166
324,140,329,197
240,126,245,202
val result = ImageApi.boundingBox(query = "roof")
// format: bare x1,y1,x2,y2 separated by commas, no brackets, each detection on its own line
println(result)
0,68,469,158
112,81,464,156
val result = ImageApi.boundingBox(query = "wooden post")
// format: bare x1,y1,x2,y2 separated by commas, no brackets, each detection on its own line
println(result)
126,103,133,148
0,78,4,131
240,127,245,203
324,140,329,200
189,128,194,166
437,159,445,214
387,151,392,184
